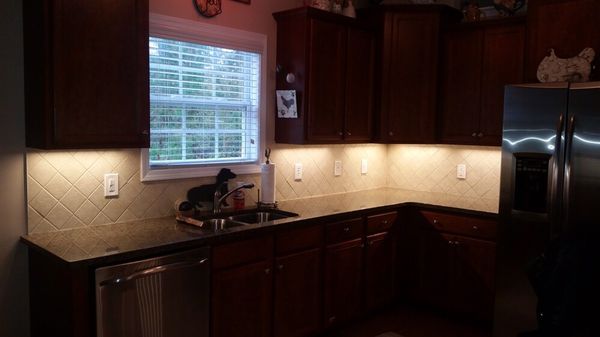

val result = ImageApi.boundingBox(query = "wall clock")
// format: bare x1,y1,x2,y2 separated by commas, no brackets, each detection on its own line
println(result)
193,0,222,18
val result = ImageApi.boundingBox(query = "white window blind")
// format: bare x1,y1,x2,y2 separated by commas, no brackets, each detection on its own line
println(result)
149,36,260,167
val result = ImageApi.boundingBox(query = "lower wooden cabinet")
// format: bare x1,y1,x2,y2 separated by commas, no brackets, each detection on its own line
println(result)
211,259,273,337
274,248,322,337
324,238,364,327
365,231,396,310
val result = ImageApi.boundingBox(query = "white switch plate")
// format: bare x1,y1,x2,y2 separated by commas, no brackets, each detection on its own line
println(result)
334,160,342,176
104,173,119,197
456,164,467,180
361,159,368,175
294,163,303,181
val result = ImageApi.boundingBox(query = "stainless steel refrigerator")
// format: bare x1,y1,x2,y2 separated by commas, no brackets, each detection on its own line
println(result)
494,82,600,337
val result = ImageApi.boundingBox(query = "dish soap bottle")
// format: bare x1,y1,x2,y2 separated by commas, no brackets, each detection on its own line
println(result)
233,182,246,210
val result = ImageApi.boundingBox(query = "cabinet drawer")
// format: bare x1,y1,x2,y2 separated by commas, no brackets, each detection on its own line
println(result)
276,225,323,256
419,210,496,240
367,212,397,234
212,236,273,270
326,218,364,245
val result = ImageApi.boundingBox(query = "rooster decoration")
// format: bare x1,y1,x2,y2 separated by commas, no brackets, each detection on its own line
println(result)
276,90,298,118
194,0,222,18
537,48,596,83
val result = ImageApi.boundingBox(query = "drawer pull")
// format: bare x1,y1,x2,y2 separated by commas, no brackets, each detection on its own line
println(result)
433,219,439,224
264,268,271,274
343,226,350,232
382,220,389,225
277,264,284,271
472,225,479,231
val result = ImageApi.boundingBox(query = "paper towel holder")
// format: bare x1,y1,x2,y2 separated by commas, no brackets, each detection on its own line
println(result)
256,188,278,209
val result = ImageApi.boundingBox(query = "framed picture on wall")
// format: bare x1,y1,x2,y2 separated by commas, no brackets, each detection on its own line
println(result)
232,0,251,4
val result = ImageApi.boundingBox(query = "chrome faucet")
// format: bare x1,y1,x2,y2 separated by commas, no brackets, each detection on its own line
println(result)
213,182,255,214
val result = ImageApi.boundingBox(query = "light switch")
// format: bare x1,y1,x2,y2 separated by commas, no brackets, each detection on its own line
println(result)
456,164,467,180
294,163,303,181
361,159,368,175
334,160,342,176
104,173,119,197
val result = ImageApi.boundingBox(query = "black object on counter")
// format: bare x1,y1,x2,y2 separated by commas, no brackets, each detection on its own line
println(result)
187,168,237,209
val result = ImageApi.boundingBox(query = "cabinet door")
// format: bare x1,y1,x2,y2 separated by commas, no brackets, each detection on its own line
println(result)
380,12,440,143
306,19,346,142
212,260,272,337
417,230,455,311
453,235,496,322
439,29,483,145
344,27,374,142
526,0,600,82
365,232,395,311
47,0,149,148
480,24,525,146
274,249,321,337
324,238,364,327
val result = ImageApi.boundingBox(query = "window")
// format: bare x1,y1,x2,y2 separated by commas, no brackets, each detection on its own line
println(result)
141,14,266,181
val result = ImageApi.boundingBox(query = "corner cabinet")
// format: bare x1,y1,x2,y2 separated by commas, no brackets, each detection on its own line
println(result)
361,5,461,144
438,18,525,146
23,0,150,149
273,7,375,144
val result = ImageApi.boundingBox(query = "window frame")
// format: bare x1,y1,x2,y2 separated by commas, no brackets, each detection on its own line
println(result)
141,13,267,182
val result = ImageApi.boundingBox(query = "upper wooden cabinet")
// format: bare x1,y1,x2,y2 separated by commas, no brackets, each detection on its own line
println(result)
526,0,600,82
439,18,525,146
362,5,461,143
273,7,374,144
23,0,150,149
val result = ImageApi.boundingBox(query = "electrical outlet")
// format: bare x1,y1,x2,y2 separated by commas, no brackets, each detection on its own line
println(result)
334,160,342,176
456,164,467,180
361,159,368,175
294,163,303,181
104,173,119,197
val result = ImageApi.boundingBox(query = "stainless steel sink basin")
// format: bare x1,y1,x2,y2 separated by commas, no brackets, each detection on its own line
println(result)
199,218,247,231
227,210,298,224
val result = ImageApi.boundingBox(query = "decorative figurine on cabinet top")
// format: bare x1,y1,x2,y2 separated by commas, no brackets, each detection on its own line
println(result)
537,48,596,83
194,0,222,18
463,0,483,22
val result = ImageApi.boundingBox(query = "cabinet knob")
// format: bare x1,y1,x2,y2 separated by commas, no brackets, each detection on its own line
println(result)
285,73,296,84
433,219,439,224
382,220,388,225
346,131,352,136
338,131,344,136
264,268,271,274
388,131,394,136
454,241,461,246
343,226,350,232
448,240,453,245
472,225,479,231
277,264,284,271
142,130,149,135
471,132,477,137
478,132,484,138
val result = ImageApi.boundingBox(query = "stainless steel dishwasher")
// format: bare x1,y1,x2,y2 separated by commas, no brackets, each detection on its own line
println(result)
95,247,210,337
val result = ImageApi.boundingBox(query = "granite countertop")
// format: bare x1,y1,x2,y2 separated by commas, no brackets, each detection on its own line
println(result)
21,188,498,266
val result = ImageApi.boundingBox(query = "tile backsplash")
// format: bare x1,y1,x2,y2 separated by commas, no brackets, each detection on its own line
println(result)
26,144,501,233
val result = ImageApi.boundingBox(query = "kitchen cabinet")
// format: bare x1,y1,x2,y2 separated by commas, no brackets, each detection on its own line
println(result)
439,19,525,146
526,0,600,82
323,218,365,327
211,236,273,337
23,0,150,149
365,212,397,310
362,5,461,143
274,226,323,337
413,209,497,322
273,7,374,144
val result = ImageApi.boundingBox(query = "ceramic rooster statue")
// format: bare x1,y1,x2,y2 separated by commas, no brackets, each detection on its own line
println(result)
537,48,596,83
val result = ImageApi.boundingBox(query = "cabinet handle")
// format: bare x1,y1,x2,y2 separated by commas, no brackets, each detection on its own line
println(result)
346,131,352,136
264,268,271,274
277,264,284,271
478,132,484,138
472,225,479,231
433,219,439,224
382,220,388,225
448,240,453,245
388,131,394,136
471,132,477,137
338,131,344,136
454,241,461,246
142,130,149,135
343,226,350,232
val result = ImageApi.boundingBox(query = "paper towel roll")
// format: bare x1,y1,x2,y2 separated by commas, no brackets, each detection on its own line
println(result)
260,163,276,204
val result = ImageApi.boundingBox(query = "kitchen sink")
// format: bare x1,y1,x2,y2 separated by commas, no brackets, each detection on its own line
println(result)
227,210,298,224
198,218,247,231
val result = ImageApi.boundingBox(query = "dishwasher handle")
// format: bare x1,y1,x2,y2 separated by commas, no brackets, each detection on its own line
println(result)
99,258,208,287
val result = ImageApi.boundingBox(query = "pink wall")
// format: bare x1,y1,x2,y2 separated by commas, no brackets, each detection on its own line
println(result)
149,0,303,143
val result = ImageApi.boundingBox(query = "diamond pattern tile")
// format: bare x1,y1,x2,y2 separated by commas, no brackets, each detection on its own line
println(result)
26,144,501,233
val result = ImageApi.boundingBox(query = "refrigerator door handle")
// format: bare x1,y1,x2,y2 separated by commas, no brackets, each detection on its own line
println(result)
550,113,565,225
563,115,576,226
